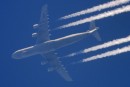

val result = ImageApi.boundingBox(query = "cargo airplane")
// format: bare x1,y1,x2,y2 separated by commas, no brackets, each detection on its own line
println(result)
12,5,101,81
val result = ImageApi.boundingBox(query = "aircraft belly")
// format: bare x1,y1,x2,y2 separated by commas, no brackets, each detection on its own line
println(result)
51,32,90,49
36,30,93,54
35,42,56,54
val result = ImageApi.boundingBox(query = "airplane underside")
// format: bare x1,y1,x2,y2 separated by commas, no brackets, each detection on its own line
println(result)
12,4,100,81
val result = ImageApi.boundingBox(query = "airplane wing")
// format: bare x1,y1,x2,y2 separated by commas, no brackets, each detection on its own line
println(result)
42,51,73,81
36,4,50,44
37,5,72,81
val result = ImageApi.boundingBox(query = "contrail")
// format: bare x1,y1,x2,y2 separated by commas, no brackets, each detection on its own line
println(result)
58,5,130,29
65,35,130,57
81,45,130,62
60,0,130,20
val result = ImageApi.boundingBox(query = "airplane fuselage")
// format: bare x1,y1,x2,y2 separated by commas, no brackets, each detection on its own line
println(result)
12,28,97,59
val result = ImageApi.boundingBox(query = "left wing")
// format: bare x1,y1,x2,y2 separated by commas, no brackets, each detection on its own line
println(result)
35,4,50,44
42,51,73,81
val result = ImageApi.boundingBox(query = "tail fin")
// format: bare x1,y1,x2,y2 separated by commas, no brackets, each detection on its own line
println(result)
89,21,101,41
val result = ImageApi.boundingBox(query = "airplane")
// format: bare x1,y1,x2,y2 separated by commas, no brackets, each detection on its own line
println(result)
12,4,101,81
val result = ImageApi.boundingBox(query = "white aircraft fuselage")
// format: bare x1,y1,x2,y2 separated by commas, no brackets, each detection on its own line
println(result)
12,28,97,59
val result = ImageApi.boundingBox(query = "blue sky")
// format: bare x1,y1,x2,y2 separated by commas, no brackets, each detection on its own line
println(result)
0,0,130,87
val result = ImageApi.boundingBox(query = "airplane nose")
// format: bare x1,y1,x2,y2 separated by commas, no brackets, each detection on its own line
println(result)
12,52,18,59
12,51,22,59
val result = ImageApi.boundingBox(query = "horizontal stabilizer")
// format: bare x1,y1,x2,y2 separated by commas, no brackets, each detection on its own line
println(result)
92,30,102,41
89,21,101,41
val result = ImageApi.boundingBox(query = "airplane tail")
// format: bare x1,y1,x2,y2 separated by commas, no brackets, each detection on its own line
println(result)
89,21,102,41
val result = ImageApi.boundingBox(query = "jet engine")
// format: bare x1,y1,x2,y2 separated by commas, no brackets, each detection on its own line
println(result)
33,24,39,29
41,61,48,65
48,67,54,72
32,33,38,37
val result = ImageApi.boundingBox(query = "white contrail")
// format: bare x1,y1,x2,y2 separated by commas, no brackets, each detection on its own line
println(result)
81,45,130,62
83,35,130,53
58,5,130,29
65,35,130,58
60,0,130,20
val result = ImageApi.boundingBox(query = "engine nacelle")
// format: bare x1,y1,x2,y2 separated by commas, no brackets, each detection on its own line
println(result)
32,33,38,37
41,61,48,65
33,24,39,29
48,67,54,72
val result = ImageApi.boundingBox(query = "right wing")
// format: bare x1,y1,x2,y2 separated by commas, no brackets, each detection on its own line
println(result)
41,51,73,81
36,4,50,44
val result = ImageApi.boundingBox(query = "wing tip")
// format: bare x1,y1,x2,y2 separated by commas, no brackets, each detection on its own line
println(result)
63,73,73,82
41,4,48,11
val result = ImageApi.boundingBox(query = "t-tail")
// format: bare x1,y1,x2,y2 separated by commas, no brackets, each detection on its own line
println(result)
89,21,101,41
